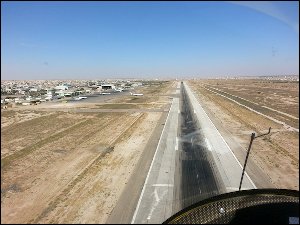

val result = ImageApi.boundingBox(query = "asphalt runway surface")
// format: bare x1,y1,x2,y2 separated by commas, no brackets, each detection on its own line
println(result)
178,83,225,209
108,82,256,224
65,91,128,103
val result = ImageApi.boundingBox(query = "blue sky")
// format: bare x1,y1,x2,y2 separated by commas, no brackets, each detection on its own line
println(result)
1,1,299,80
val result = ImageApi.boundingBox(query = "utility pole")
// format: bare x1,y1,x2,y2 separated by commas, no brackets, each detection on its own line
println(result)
239,127,271,191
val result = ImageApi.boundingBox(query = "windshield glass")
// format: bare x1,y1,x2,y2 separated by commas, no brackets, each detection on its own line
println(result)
1,1,299,224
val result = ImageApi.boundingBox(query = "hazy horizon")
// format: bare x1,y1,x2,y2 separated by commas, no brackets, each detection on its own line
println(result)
2,1,299,80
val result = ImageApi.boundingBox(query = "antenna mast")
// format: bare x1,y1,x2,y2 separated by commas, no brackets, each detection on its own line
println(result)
239,127,271,191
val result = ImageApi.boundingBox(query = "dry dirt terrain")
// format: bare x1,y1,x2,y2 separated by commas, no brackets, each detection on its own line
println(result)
188,79,299,190
1,81,173,224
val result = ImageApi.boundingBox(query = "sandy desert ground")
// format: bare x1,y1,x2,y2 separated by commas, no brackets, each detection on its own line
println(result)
1,81,173,224
1,78,298,224
188,79,299,190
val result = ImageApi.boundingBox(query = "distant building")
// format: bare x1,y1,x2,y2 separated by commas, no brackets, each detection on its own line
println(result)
55,90,65,97
101,84,115,90
131,82,142,88
29,88,38,92
54,85,68,91
64,91,74,97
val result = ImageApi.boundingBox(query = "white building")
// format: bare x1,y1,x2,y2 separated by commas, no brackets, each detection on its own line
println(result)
55,90,65,97
54,85,68,91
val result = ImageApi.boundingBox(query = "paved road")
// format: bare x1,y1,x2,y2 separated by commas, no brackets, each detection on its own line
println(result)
131,96,180,224
130,82,256,224
66,91,128,103
178,83,225,209
183,82,256,192
105,81,257,224
195,95,274,189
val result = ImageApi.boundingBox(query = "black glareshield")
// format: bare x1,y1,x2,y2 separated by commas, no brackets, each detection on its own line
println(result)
163,189,299,224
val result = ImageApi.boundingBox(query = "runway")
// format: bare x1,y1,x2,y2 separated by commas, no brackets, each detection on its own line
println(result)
131,93,179,224
178,83,225,209
183,82,256,192
131,81,256,224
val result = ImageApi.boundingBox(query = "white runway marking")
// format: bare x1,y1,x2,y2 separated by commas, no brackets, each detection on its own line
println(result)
131,100,174,224
205,138,212,151
152,184,174,187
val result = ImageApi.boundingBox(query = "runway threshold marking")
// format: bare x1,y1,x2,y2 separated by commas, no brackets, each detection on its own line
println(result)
175,137,178,151
147,188,168,220
154,189,160,202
